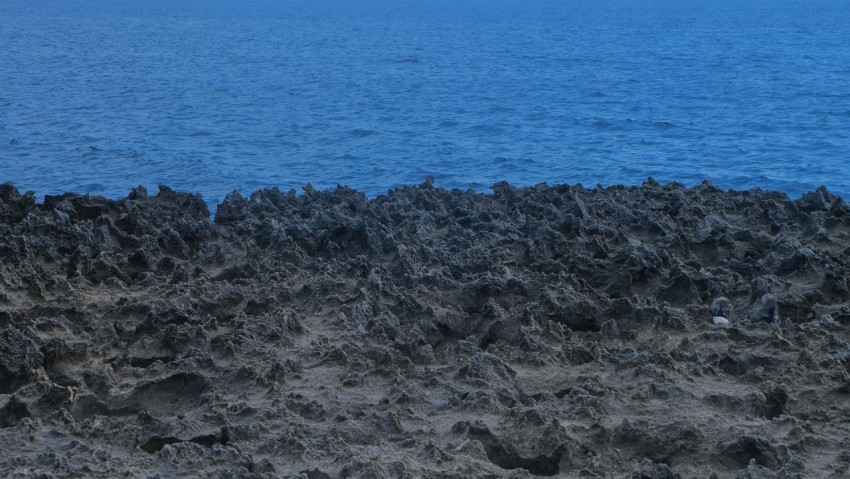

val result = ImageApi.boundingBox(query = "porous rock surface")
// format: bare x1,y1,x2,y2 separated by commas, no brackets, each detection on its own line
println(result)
1,179,850,478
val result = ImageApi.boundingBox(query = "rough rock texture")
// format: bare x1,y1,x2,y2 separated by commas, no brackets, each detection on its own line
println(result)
1,179,850,478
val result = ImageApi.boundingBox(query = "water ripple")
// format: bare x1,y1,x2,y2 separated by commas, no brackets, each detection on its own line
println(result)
1,0,849,209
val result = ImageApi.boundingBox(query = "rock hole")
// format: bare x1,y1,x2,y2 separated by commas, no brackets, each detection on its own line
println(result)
140,428,228,454
562,316,601,333
299,470,333,479
188,430,229,448
126,372,211,414
140,435,181,454
467,426,562,476
127,250,151,272
723,436,778,469
435,321,465,341
0,397,30,428
0,368,29,394
718,355,746,376
554,388,571,399
763,388,788,420
129,356,176,369
482,442,561,476
479,332,497,350
243,299,271,316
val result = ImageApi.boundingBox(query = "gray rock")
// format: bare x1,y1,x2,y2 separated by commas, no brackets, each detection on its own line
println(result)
0,326,43,394
710,297,734,319
749,294,779,324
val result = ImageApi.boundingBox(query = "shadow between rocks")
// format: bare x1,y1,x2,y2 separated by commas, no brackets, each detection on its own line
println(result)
457,422,564,476
140,428,229,454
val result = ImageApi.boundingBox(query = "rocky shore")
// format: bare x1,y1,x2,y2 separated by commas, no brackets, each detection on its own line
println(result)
2,179,850,478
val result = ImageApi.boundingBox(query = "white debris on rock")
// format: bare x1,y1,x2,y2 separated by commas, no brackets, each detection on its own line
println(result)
712,316,730,326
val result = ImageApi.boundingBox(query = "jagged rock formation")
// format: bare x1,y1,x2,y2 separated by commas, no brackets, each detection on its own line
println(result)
1,179,850,478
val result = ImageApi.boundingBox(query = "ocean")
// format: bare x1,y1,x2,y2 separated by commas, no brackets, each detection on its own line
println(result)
2,0,849,209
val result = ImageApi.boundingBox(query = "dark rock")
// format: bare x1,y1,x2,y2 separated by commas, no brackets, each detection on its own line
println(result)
0,183,37,225
1,181,849,477
0,396,30,428
630,462,682,479
720,436,779,470
0,326,43,394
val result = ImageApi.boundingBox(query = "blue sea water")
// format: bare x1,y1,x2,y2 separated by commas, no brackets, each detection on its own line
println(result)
2,0,849,209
